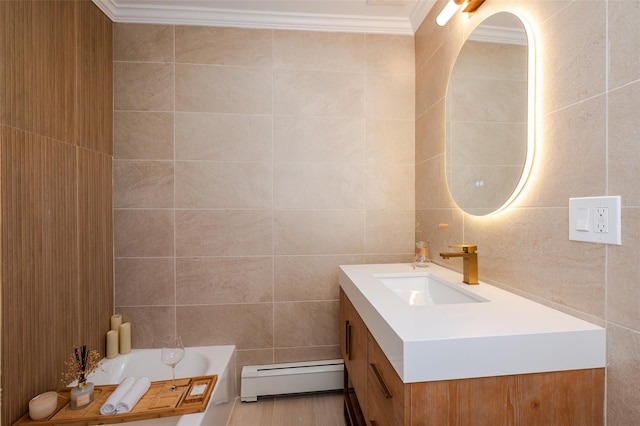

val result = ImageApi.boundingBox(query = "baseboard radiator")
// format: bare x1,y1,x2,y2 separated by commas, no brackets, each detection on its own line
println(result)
240,359,344,402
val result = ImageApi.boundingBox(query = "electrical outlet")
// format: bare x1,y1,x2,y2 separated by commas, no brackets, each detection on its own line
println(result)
594,207,608,233
569,196,621,245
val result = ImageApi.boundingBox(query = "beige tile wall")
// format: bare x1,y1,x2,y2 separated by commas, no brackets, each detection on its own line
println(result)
113,25,415,374
417,1,640,423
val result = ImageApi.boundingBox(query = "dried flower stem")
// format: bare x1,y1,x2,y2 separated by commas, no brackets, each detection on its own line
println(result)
61,345,101,385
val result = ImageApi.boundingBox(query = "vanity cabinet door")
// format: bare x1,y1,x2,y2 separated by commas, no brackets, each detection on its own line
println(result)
367,333,410,426
340,289,368,421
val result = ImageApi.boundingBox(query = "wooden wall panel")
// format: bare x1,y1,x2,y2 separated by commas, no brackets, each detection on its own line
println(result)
75,0,113,154
0,1,75,141
0,1,113,424
1,126,78,424
77,147,113,354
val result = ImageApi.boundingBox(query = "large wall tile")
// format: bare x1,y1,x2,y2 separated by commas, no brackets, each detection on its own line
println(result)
175,26,272,66
365,210,414,254
274,301,339,347
274,255,364,302
274,69,364,117
177,304,274,349
274,116,364,163
608,81,640,206
176,256,273,304
117,306,175,349
113,160,174,208
608,208,640,331
365,164,414,210
274,346,341,363
114,62,174,111
415,155,456,210
115,258,175,306
365,72,415,120
274,163,364,209
175,161,272,209
114,209,174,257
365,34,414,74
414,0,457,71
464,208,605,317
273,30,364,72
415,100,445,163
114,112,174,160
176,210,273,256
415,32,461,117
607,325,640,424
114,23,173,62
608,1,640,89
518,94,606,207
366,119,414,165
274,210,365,255
176,64,272,114
539,0,606,113
175,113,272,161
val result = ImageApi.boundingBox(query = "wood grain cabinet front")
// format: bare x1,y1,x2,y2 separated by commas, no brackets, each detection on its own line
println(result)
340,289,368,424
340,289,605,426
366,334,410,426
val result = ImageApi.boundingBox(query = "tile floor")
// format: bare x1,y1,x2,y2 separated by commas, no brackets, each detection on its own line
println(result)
227,391,347,426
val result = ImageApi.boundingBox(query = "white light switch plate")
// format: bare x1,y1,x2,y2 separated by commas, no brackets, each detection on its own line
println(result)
569,196,621,245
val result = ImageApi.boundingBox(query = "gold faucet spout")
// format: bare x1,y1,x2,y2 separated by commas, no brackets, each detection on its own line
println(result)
440,252,468,259
439,244,478,285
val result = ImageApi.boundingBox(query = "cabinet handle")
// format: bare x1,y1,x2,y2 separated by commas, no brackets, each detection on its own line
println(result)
345,321,352,360
370,363,392,398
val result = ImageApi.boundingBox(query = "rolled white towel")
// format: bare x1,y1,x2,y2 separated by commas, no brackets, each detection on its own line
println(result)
100,377,135,415
116,377,151,414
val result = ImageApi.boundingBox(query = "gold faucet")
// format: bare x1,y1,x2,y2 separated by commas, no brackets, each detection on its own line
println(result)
439,245,478,285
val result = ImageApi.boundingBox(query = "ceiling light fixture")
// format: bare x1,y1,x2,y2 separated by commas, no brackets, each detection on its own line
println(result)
436,0,486,26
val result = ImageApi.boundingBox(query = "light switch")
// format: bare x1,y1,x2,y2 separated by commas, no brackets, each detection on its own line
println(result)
576,207,589,231
569,196,621,245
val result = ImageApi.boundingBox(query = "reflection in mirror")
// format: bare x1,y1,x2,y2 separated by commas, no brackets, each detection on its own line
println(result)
445,12,532,216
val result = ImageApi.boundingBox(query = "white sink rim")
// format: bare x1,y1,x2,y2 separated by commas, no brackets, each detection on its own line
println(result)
374,273,489,306
339,263,606,383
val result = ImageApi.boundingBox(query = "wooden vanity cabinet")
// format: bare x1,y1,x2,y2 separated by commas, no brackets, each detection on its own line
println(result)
367,334,410,426
340,289,605,426
340,289,368,424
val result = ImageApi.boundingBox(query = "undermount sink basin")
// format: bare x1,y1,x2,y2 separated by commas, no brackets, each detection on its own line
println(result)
376,274,488,306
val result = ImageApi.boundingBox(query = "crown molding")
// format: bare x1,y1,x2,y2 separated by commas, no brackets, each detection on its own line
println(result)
409,0,436,33
92,0,434,35
468,24,527,45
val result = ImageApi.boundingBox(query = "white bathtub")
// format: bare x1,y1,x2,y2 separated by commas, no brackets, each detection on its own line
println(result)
88,345,236,426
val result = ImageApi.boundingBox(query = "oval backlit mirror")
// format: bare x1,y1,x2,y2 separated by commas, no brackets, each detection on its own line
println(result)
445,12,534,216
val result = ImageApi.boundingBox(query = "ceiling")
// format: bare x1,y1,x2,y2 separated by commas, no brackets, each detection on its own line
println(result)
91,0,437,35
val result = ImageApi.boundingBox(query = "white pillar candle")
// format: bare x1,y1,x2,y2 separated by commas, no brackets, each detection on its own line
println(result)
119,322,132,354
106,330,119,359
110,314,122,331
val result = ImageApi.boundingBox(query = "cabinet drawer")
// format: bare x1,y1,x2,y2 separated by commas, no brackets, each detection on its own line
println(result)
367,333,409,426
340,289,368,421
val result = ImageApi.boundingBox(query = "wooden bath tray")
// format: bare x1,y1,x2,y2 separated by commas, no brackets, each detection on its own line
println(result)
14,375,217,425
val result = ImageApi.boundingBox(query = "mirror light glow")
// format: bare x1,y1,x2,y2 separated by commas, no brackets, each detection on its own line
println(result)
444,11,536,216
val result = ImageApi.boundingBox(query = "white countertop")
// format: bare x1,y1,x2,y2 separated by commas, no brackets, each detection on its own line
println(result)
339,263,606,383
